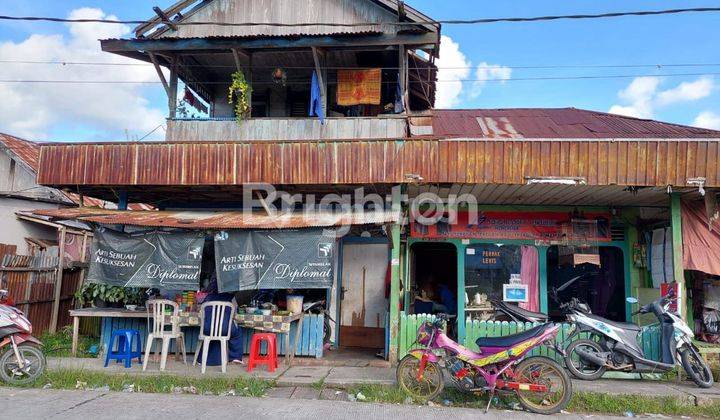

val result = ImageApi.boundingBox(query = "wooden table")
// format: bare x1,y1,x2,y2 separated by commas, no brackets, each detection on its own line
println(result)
69,308,199,357
234,312,304,363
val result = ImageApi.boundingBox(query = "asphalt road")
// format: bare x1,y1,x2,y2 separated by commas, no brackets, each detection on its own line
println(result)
0,387,622,420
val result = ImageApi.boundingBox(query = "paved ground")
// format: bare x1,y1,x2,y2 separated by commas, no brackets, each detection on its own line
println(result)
0,387,623,420
47,357,720,406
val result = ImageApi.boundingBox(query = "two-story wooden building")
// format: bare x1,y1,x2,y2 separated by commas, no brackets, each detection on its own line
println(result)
31,0,720,364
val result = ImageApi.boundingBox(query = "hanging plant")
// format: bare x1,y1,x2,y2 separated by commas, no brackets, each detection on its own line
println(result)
228,70,252,123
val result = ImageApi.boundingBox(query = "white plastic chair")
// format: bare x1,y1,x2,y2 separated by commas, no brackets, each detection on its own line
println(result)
143,299,186,371
193,301,235,374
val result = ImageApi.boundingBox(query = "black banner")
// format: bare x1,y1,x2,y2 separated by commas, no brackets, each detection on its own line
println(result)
86,228,205,290
214,228,335,292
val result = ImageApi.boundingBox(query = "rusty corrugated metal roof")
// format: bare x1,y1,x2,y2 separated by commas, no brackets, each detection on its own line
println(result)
429,108,720,139
30,207,400,229
37,137,720,188
0,133,40,170
136,0,437,40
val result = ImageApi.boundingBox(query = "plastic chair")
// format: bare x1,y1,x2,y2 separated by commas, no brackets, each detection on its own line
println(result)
104,329,142,368
247,332,278,373
193,301,235,374
143,299,186,371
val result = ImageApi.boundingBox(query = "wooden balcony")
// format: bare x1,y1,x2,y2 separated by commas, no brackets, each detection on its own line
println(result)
165,117,408,141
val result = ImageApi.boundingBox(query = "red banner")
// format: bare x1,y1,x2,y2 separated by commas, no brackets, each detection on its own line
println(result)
410,211,612,242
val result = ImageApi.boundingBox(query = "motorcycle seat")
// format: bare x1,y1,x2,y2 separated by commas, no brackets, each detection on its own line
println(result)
475,324,548,348
586,313,641,332
497,302,548,321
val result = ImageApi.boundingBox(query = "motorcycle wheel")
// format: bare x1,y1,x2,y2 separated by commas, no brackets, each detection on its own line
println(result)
0,343,46,385
513,356,573,415
396,355,444,401
680,347,714,388
564,339,606,380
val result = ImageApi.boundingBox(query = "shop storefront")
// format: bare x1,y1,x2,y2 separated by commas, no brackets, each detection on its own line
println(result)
405,207,633,343
33,207,400,362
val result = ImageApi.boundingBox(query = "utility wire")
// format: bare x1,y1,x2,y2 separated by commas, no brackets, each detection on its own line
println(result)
1,59,720,71
1,7,719,27
0,72,718,85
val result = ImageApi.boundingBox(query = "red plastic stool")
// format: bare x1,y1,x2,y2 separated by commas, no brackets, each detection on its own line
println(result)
247,333,278,373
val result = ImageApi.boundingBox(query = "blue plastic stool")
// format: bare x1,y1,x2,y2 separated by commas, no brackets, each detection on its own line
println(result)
104,329,142,368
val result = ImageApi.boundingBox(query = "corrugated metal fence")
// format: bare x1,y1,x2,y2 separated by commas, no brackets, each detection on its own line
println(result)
0,252,84,335
399,312,662,363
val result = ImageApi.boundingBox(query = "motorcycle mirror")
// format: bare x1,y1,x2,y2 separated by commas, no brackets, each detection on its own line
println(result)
626,297,638,304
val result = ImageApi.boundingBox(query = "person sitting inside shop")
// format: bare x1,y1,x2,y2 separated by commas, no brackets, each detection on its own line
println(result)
196,278,245,365
414,277,455,315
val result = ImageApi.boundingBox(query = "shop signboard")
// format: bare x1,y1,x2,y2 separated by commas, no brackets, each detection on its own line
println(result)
503,284,529,303
214,228,335,292
86,227,205,290
411,211,612,242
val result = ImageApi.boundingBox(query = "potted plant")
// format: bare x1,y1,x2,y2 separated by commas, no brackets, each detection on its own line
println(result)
228,70,251,123
75,283,144,308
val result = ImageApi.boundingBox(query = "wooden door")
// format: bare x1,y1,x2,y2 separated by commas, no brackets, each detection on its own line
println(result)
339,243,388,349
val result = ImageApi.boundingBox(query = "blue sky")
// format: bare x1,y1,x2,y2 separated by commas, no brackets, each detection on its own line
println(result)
0,0,719,141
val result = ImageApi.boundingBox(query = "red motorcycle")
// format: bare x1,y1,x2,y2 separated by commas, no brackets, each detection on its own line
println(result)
0,289,45,384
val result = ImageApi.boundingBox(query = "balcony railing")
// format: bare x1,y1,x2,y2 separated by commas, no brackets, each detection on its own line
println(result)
165,116,408,141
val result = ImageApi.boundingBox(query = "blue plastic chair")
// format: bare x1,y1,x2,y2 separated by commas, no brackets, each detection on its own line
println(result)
104,329,142,368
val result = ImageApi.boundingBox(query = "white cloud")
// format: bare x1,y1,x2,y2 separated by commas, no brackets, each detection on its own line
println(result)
434,35,512,108
608,76,660,119
0,8,165,140
472,62,512,97
694,111,720,130
608,76,716,120
434,35,471,108
656,76,714,105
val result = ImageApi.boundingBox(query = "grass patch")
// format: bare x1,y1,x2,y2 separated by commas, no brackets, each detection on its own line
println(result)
347,384,720,417
311,379,325,391
11,368,274,397
39,326,99,358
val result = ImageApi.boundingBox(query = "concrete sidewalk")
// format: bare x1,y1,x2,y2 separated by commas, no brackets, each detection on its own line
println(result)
48,357,719,406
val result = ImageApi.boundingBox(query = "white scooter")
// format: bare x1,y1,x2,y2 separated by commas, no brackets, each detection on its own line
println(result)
556,279,713,388
0,289,46,384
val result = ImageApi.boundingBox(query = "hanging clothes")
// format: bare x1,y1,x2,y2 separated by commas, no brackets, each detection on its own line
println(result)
309,71,325,124
336,69,382,106
394,74,404,113
519,245,540,312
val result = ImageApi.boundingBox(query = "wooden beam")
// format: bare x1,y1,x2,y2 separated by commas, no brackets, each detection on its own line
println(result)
670,193,686,320
135,0,196,37
152,6,178,31
231,48,243,72
147,52,170,96
50,227,66,334
398,45,408,113
311,47,327,115
102,33,440,53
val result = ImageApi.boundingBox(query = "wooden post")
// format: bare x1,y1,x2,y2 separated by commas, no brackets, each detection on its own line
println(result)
388,223,401,363
71,315,80,357
231,48,252,112
456,242,466,344
538,246,549,313
169,56,179,119
50,227,67,333
670,193,686,319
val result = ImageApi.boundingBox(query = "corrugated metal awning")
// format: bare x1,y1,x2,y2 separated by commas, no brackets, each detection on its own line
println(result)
28,207,400,230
